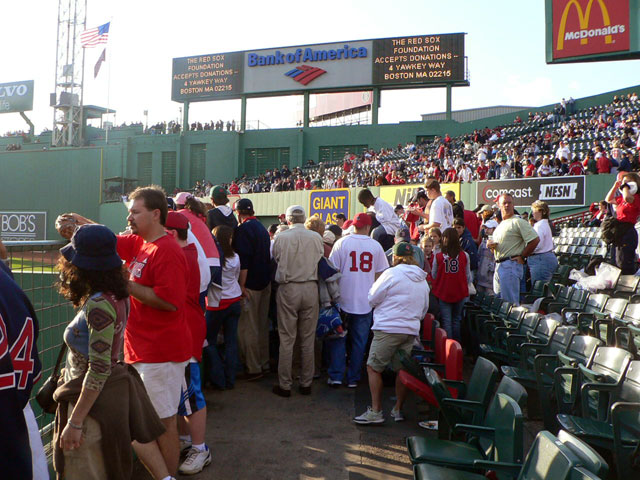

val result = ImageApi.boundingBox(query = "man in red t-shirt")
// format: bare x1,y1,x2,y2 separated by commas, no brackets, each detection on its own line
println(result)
116,187,191,476
164,212,211,475
476,161,488,180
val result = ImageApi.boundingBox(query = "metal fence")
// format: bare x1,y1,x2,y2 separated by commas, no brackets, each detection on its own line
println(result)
5,240,73,456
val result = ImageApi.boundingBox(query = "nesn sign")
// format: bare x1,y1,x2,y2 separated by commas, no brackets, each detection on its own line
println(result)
285,65,326,85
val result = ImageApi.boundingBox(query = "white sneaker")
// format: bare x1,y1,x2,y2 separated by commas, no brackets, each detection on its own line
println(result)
390,407,405,422
179,446,212,475
327,379,342,388
353,407,384,424
347,382,358,388
179,438,192,454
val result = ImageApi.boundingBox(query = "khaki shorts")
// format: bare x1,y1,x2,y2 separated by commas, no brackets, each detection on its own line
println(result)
133,361,188,419
367,331,417,373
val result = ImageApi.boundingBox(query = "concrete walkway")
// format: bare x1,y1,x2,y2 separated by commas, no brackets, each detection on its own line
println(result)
148,373,432,480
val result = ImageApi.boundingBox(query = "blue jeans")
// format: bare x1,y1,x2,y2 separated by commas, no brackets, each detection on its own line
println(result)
323,336,347,382
616,227,639,275
439,299,464,342
343,310,373,384
528,252,558,285
205,301,242,388
494,259,524,305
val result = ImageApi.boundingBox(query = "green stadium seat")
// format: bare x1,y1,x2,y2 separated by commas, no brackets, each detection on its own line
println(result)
536,335,603,430
557,360,640,478
413,430,608,480
406,393,524,468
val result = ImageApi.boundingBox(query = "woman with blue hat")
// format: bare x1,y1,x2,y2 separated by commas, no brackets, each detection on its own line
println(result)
53,224,174,480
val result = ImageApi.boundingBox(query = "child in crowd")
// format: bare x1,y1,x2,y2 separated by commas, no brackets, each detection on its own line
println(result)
428,227,442,255
420,236,435,280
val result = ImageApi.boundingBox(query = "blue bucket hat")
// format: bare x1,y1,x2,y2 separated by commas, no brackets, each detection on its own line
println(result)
60,224,122,271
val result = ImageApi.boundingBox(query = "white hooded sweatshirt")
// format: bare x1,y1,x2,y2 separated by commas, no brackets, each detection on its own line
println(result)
368,264,430,336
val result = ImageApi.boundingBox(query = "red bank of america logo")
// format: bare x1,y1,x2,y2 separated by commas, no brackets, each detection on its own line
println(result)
285,65,327,85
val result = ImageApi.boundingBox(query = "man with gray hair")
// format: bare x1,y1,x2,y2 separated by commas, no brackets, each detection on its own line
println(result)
271,205,324,397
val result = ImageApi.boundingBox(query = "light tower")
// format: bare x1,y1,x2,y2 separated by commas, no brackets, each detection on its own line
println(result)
52,0,86,147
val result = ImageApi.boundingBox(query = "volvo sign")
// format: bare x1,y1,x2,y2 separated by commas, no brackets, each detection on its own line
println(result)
0,80,34,114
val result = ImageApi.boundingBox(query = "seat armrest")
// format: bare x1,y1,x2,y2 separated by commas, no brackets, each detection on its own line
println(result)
453,423,495,439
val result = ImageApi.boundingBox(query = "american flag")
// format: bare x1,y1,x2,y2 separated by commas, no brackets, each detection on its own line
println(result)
80,22,110,48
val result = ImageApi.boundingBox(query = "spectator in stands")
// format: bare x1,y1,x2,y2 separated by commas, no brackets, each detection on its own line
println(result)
329,213,388,388
271,205,324,397
233,199,272,381
205,225,242,390
596,150,612,173
476,219,498,294
605,173,640,274
164,212,211,475
453,217,479,275
428,227,442,254
385,227,424,269
207,186,238,230
424,180,454,232
528,201,559,286
353,242,429,424
432,228,470,342
487,194,540,305
585,200,610,227
335,213,347,228
55,224,169,480
357,189,402,251
405,190,429,241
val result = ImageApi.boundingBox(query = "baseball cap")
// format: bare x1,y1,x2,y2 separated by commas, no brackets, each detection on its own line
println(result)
165,211,189,230
484,220,498,229
352,212,372,229
395,227,410,241
480,204,493,214
235,198,253,211
174,192,192,205
60,224,122,271
210,185,230,200
342,219,354,230
286,205,306,217
393,242,413,257
323,230,336,245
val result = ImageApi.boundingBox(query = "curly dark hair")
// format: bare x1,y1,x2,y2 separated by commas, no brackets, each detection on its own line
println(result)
57,257,129,307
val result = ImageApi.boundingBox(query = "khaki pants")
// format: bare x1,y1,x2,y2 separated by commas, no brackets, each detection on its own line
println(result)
276,281,319,389
238,284,271,374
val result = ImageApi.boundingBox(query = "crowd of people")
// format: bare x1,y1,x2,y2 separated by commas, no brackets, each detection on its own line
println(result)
3,164,640,478
184,93,639,195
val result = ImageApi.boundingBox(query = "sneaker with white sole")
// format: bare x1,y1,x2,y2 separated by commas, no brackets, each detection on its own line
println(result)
327,379,342,388
390,407,405,422
347,382,358,388
353,407,385,424
179,438,192,454
179,446,212,475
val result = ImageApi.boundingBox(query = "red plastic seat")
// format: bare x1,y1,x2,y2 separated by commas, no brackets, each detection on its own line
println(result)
401,339,463,406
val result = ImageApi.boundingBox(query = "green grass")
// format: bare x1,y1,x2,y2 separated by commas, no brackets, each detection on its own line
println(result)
10,258,57,273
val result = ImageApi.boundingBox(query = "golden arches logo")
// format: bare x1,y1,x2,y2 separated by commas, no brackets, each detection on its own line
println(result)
556,0,612,50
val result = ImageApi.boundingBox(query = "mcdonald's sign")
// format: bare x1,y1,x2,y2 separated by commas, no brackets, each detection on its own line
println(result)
551,0,630,59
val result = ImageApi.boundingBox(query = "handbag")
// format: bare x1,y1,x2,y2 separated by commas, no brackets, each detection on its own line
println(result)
35,343,67,414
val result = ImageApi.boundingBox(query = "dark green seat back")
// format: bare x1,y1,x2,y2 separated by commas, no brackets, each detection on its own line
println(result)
518,431,582,480
481,393,524,464
618,360,640,404
602,298,628,319
495,376,528,410
621,303,640,324
566,289,589,310
583,294,609,314
505,307,529,328
549,326,577,356
558,335,603,368
467,357,499,404
530,318,559,344
557,430,609,479
557,286,574,304
519,313,542,338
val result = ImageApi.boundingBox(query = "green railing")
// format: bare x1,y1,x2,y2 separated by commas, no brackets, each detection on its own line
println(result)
4,240,74,456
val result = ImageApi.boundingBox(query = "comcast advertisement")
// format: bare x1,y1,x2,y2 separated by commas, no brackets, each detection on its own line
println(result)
476,177,586,208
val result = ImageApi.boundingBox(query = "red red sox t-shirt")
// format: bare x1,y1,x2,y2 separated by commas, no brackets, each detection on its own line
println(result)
117,234,191,364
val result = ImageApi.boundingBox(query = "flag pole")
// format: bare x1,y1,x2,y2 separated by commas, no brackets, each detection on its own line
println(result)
105,18,112,145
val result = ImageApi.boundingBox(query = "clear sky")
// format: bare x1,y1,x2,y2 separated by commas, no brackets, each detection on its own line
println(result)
1,0,639,134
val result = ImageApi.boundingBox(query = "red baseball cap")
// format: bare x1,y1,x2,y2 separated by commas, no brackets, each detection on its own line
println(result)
353,212,372,229
342,219,354,230
165,211,189,230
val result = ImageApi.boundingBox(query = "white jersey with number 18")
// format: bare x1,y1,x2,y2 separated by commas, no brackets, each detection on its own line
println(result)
329,234,388,315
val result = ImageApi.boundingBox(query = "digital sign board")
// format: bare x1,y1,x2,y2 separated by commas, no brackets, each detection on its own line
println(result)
171,34,467,102
372,34,465,86
545,0,640,63
0,80,34,114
